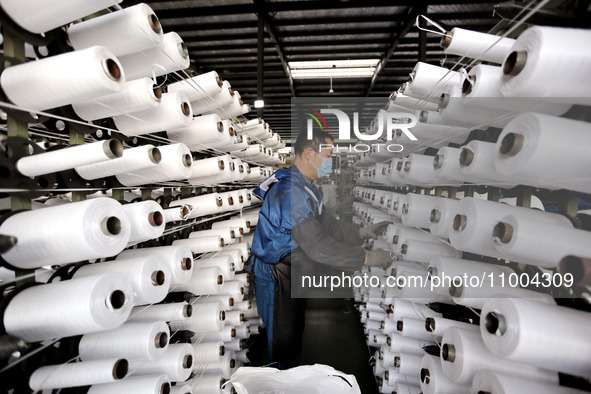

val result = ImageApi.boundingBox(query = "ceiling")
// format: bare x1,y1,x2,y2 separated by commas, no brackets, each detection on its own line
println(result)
125,0,590,140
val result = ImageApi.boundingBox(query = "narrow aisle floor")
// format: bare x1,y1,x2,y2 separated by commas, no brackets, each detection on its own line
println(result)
248,298,378,393
299,298,378,394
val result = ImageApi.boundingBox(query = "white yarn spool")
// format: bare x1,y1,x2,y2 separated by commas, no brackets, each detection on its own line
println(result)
173,236,224,254
169,193,224,218
220,243,250,263
187,373,225,394
74,255,170,305
448,197,572,258
213,218,251,234
190,80,235,116
420,109,473,128
234,349,250,364
394,352,424,377
192,294,234,311
113,92,192,136
163,205,191,223
219,280,245,302
440,327,557,385
471,370,588,394
401,239,460,263
439,86,515,129
432,148,462,187
500,26,591,105
68,4,162,56
194,354,235,379
175,266,224,296
459,140,509,186
193,340,226,364
248,325,260,335
452,283,556,310
194,255,235,281
76,145,161,180
400,194,441,229
420,354,469,394
73,77,161,121
403,62,462,99
118,245,193,285
168,71,223,102
225,338,244,352
191,228,236,245
191,155,233,179
388,298,441,323
171,384,193,394
4,273,133,342
128,302,192,323
118,32,190,80
428,198,462,239
16,139,123,177
194,325,236,343
122,200,165,243
87,374,171,394
1,46,124,111
480,297,591,377
428,256,513,287
394,382,422,394
397,318,436,342
129,343,194,382
234,300,251,313
0,0,122,34
493,112,591,193
402,154,439,186
116,143,193,186
391,92,439,112
225,310,245,327
493,214,591,268
441,28,515,64
398,122,470,146
29,358,128,391
424,316,478,339
170,301,225,333
384,368,422,388
387,335,434,356
168,113,226,148
202,249,243,266
0,197,130,268
79,321,169,361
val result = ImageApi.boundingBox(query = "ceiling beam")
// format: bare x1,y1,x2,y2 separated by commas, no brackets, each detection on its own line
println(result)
366,4,427,96
254,0,296,97
153,1,498,18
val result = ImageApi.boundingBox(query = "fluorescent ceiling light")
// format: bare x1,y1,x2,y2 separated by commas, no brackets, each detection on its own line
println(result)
289,59,380,79
254,99,264,108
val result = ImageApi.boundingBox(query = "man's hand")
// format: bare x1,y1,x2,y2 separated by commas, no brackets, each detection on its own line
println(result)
359,221,391,240
365,249,393,268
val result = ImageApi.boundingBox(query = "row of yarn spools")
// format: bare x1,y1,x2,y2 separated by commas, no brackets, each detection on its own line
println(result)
0,193,263,393
0,1,286,188
356,24,591,196
350,183,591,393
14,138,280,190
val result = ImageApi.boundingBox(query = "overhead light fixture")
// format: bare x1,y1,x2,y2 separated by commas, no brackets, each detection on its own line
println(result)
289,59,380,79
254,99,265,108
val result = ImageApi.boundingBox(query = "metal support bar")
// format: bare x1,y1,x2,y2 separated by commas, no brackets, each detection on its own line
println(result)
366,5,426,96
257,12,265,118
516,188,531,208
254,0,296,97
487,187,499,202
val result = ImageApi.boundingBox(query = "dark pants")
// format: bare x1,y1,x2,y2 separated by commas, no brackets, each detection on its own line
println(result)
253,253,307,369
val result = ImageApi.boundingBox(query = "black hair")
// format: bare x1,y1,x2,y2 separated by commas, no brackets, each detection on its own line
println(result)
293,128,333,156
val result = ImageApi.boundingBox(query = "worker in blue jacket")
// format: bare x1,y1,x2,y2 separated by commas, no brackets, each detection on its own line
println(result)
249,128,392,369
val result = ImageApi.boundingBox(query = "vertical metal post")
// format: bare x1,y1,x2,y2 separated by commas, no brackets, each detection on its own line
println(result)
487,187,499,202
516,188,531,208
70,129,86,202
4,32,32,284
257,12,265,119
418,17,427,63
